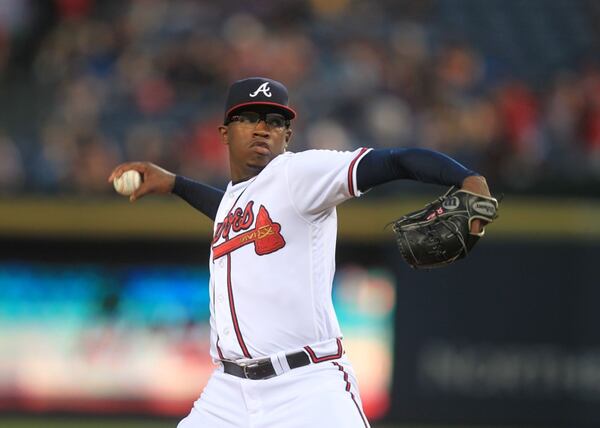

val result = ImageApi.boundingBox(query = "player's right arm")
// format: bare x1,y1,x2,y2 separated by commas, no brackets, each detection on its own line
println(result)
171,175,224,220
108,162,224,221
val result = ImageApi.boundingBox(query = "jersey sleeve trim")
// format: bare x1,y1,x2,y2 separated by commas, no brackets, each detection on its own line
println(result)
347,148,372,197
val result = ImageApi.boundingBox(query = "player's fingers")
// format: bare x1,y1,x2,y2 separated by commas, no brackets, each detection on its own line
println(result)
108,163,136,182
108,166,124,182
108,162,148,182
108,164,132,182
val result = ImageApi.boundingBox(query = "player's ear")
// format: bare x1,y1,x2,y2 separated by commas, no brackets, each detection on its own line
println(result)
218,125,229,146
284,128,292,150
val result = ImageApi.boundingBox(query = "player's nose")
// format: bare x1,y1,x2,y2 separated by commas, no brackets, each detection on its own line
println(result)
253,120,270,136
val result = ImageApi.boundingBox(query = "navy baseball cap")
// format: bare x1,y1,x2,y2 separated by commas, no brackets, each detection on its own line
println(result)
224,77,297,123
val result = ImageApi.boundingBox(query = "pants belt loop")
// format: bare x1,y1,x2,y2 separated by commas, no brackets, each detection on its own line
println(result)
276,350,291,373
270,353,285,376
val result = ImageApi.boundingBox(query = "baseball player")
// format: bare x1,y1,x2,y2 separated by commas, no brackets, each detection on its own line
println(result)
108,77,491,427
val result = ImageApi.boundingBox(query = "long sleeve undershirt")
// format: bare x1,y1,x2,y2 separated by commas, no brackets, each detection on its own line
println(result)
171,175,224,221
356,148,477,193
171,148,478,221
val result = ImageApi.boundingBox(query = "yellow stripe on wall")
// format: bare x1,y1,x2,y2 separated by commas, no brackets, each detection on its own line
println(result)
0,196,598,240
337,197,600,241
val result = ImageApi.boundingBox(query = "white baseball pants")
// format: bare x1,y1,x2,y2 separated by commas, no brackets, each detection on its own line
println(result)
177,355,370,428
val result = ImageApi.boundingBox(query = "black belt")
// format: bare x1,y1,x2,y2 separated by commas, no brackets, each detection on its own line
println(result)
222,351,310,380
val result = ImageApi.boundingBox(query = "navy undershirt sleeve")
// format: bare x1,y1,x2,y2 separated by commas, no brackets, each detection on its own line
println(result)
356,148,478,192
172,175,224,221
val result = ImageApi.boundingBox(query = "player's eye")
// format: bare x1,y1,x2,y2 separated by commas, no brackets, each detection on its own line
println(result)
229,112,288,129
265,114,286,129
237,112,261,124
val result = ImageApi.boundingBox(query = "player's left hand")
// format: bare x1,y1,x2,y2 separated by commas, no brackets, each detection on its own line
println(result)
461,175,491,235
391,184,499,269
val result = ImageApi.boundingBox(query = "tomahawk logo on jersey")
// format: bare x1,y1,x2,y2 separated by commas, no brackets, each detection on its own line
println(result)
212,202,286,258
208,147,371,362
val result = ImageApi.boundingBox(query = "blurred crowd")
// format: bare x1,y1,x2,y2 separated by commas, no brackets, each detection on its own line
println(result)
0,0,599,196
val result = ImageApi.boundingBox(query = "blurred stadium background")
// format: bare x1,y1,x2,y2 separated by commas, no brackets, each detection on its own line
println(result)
0,0,599,427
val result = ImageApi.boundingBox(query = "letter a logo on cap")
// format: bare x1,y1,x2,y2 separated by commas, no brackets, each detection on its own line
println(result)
249,82,272,98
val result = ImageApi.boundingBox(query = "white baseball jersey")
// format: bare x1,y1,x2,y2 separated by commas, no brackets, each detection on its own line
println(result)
208,147,371,361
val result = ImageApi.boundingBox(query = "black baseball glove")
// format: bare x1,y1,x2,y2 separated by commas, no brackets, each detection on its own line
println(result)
391,188,499,269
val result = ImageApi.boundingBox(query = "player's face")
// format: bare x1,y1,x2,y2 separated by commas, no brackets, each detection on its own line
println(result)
219,108,292,182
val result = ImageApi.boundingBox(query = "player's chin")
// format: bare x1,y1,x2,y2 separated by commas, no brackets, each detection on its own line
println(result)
246,153,274,168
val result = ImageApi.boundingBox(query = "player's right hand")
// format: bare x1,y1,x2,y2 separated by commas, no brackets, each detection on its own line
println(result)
108,162,176,202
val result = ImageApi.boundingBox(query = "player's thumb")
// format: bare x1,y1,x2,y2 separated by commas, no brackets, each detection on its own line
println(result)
129,183,150,202
469,218,489,236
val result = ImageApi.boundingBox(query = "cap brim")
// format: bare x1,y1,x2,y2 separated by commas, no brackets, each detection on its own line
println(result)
225,102,296,120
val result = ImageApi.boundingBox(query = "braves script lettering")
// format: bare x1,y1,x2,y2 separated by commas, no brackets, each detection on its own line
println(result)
213,201,255,243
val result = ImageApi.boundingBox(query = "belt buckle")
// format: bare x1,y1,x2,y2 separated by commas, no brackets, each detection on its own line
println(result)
242,361,260,379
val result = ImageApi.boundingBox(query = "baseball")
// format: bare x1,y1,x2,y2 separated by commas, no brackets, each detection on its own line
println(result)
113,170,142,196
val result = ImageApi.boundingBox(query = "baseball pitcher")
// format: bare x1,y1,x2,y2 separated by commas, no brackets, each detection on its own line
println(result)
109,77,496,427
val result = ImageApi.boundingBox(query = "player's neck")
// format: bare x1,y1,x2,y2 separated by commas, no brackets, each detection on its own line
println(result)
230,165,265,185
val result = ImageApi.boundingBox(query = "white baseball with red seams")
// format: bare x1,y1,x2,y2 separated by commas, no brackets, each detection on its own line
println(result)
113,170,141,196
179,148,372,428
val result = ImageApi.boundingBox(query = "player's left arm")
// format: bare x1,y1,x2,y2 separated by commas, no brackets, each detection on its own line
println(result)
356,148,491,233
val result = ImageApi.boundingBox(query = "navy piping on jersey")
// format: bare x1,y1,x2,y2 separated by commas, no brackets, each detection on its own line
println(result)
332,362,369,428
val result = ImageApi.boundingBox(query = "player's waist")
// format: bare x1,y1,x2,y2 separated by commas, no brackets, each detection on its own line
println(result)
219,337,344,380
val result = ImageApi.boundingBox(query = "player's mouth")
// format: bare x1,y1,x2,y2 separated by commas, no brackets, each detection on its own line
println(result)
250,140,271,156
